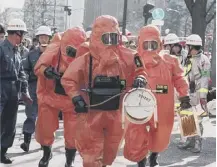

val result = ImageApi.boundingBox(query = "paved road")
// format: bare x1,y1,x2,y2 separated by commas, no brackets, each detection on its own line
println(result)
0,105,216,167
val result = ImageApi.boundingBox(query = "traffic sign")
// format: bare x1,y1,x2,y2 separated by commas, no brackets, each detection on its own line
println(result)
152,8,165,20
151,19,164,26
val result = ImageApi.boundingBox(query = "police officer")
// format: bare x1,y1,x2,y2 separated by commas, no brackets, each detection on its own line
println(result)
0,19,31,164
30,37,39,51
0,24,5,44
178,34,211,153
20,25,52,152
19,40,29,59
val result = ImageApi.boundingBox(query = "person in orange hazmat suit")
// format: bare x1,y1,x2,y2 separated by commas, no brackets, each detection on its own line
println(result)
34,27,86,167
61,15,147,167
123,25,191,167
76,40,89,58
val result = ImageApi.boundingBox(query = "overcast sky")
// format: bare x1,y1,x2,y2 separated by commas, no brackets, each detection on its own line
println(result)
0,0,25,9
0,0,85,27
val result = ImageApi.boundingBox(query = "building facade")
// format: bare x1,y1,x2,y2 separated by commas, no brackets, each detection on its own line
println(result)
83,0,147,32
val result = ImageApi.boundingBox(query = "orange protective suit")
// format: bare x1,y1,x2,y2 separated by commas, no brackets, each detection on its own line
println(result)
34,27,86,149
76,41,89,57
61,15,143,167
123,26,189,162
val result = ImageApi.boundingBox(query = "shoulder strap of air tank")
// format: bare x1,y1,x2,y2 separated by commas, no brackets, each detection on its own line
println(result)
56,49,61,72
88,55,93,89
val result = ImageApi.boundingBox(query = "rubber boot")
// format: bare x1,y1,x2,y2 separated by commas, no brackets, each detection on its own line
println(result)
65,148,76,167
177,137,194,149
149,152,159,167
1,147,12,164
137,157,147,167
20,132,32,152
38,146,52,167
191,138,202,153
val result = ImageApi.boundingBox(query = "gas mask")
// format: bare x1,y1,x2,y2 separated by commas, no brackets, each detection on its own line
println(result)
66,46,77,57
143,40,158,51
101,32,120,46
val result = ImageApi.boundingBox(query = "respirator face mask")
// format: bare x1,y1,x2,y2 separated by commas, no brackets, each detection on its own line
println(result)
66,46,77,57
101,32,120,45
143,40,159,51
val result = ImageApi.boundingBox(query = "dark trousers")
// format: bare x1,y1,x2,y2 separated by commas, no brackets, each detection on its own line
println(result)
23,82,38,134
0,81,19,149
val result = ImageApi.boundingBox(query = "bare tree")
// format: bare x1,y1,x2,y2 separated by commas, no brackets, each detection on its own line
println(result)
23,0,56,37
184,0,216,46
0,8,10,25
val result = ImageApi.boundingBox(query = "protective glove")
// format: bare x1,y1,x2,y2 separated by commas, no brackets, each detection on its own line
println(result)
44,66,61,80
133,76,147,88
72,95,88,113
179,96,191,109
20,92,33,105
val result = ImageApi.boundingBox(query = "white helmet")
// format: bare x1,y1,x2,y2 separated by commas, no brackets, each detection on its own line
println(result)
122,35,128,43
7,19,27,32
186,34,202,46
164,33,179,45
86,31,92,39
35,26,52,36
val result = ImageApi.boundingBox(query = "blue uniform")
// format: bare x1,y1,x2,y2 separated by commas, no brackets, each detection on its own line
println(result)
0,39,28,148
22,48,41,134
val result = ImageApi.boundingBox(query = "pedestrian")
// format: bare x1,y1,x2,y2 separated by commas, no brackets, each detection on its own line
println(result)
122,35,130,48
0,24,5,44
30,37,39,51
163,33,187,66
163,34,188,112
0,19,32,164
34,27,86,167
20,26,52,152
86,30,91,42
123,25,190,167
61,15,147,167
177,34,211,153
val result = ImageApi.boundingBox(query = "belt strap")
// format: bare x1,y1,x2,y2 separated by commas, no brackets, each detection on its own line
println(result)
88,55,93,90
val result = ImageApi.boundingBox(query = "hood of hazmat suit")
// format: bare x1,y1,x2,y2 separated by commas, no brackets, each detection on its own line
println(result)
137,25,162,68
124,25,189,162
76,41,90,58
59,27,86,71
34,28,86,109
61,15,143,167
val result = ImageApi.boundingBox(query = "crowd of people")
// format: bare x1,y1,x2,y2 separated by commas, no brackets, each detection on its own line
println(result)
0,14,215,167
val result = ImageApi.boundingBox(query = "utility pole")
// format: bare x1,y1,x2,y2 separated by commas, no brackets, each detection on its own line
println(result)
41,0,46,25
64,0,69,30
122,0,128,35
211,18,216,87
53,0,56,28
